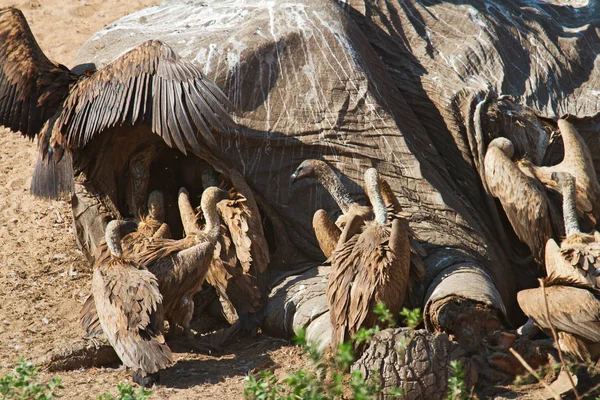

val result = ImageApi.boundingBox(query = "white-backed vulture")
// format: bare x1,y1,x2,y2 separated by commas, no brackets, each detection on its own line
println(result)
291,159,425,301
544,172,600,287
530,119,600,226
197,166,270,337
0,7,235,199
517,276,600,361
291,159,372,257
80,190,172,339
327,168,411,350
92,220,173,386
484,137,560,263
136,187,230,339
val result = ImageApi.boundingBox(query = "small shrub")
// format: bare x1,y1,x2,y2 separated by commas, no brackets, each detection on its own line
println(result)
243,305,420,400
98,382,152,400
0,358,63,400
446,360,473,400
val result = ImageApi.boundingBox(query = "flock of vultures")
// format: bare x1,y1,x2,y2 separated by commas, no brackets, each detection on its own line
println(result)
1,4,600,391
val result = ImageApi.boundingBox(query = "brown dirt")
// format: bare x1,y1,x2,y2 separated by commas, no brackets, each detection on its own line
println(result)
0,1,306,398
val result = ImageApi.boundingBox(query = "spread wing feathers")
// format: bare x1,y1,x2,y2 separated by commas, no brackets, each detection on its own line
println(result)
79,295,103,338
54,40,235,155
328,233,359,350
484,147,552,262
347,223,404,337
205,231,262,317
375,178,425,284
313,209,341,258
225,169,270,275
517,284,600,343
92,256,172,373
560,233,600,288
0,8,75,138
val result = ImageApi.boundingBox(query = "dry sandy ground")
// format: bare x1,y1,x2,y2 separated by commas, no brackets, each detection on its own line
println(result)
0,1,303,399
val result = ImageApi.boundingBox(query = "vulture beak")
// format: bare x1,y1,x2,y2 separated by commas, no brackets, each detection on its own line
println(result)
290,172,299,184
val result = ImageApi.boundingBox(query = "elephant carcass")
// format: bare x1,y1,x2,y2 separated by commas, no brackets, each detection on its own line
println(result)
66,0,600,376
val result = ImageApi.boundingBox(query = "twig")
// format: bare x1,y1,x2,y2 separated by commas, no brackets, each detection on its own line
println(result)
508,348,560,400
540,279,580,399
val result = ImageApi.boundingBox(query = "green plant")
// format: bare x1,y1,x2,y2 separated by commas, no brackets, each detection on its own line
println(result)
0,358,63,400
98,382,152,400
446,360,473,400
399,308,422,330
243,304,415,400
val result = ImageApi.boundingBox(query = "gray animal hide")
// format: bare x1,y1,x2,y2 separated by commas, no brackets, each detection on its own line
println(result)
72,0,600,338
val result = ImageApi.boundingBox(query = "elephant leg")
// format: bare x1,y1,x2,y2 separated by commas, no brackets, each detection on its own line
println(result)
423,263,508,353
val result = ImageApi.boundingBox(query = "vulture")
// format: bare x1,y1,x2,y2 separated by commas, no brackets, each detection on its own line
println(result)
291,159,372,256
528,119,600,227
0,7,235,199
484,137,561,263
291,159,425,303
544,172,600,287
91,219,173,386
136,186,230,339
80,190,172,338
197,166,270,341
327,168,411,350
517,276,600,361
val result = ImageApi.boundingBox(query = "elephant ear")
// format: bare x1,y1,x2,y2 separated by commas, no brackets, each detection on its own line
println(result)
53,39,236,156
0,7,75,138
313,209,341,258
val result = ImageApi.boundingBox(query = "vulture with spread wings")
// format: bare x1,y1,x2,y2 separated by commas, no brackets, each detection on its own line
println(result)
0,7,235,198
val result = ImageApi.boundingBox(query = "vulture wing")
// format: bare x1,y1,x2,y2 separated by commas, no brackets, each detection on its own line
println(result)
92,256,172,373
312,209,341,258
0,7,75,138
517,283,600,343
484,146,553,263
54,40,235,155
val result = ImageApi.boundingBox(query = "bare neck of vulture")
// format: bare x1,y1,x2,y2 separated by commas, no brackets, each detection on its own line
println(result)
364,169,388,224
557,119,587,171
559,174,582,236
106,222,125,258
201,194,222,239
147,191,165,223
201,167,219,190
317,165,354,214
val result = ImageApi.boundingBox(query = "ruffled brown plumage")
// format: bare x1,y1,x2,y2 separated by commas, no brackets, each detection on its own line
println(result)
90,220,173,386
327,168,411,350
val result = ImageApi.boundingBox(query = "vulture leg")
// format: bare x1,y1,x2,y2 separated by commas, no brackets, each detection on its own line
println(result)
312,209,341,258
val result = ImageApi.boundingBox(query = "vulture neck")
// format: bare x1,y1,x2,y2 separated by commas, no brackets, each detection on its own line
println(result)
559,175,581,236
202,166,219,189
106,227,124,258
557,119,585,169
317,167,354,214
201,196,221,239
364,174,388,224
